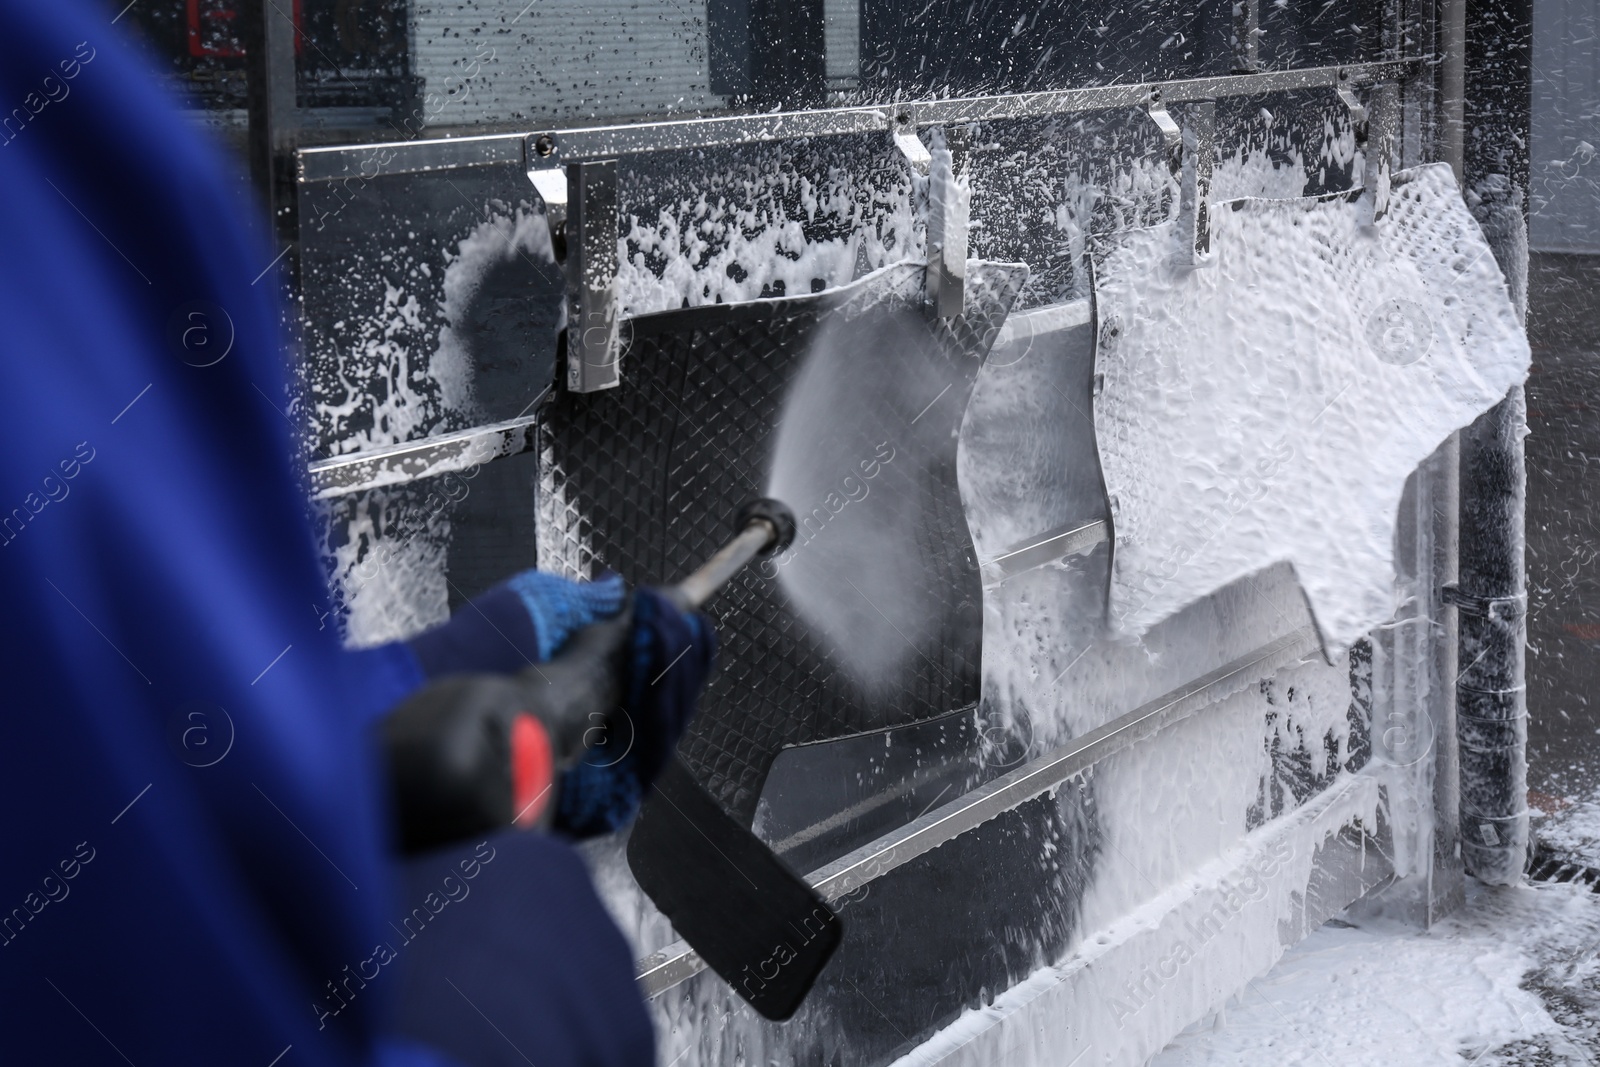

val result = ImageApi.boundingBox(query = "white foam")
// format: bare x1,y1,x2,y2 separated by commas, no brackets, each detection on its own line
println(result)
1093,164,1531,653
321,209,555,646
1151,880,1600,1065
615,165,920,315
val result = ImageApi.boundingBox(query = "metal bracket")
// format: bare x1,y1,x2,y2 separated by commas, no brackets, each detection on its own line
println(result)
1150,94,1213,264
1147,92,1183,175
1337,82,1368,137
525,135,621,393
926,125,970,318
1179,100,1216,262
891,109,931,175
524,132,569,254
1362,81,1399,225
563,160,621,392
1337,72,1398,225
1232,0,1262,72
1443,584,1526,620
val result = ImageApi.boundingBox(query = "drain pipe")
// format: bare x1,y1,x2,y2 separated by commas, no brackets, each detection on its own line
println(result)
1452,0,1532,885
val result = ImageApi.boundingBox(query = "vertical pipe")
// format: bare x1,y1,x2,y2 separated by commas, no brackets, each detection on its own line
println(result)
1439,0,1466,179
242,0,302,452
1456,0,1532,886
243,0,297,239
1430,434,1466,914
1457,396,1528,884
1231,0,1262,73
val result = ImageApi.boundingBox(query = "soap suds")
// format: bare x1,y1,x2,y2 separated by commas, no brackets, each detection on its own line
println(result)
319,209,552,645
1152,881,1600,1065
1094,164,1531,653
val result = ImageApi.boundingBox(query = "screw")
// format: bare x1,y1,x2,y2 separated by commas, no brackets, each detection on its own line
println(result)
534,134,556,157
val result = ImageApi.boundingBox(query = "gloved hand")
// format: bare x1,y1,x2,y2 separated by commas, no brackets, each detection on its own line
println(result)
554,587,717,837
398,570,716,842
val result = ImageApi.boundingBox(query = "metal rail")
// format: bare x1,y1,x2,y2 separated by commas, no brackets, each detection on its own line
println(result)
981,519,1109,579
298,60,1418,184
306,412,539,499
636,624,1320,997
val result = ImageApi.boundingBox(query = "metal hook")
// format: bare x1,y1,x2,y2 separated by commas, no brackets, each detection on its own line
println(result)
926,125,970,318
890,109,931,176
526,134,621,393
1149,94,1213,265
1147,92,1183,178
524,132,569,258
1362,82,1399,225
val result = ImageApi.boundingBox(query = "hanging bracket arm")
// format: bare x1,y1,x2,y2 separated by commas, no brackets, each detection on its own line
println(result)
524,133,621,393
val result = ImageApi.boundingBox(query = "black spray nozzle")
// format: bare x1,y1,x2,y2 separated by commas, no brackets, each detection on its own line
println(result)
736,497,797,555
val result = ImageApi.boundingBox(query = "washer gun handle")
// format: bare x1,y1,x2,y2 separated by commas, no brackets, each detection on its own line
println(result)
382,499,795,854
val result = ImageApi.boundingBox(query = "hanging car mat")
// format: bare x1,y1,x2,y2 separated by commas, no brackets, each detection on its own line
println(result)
1092,163,1530,656
537,261,1027,822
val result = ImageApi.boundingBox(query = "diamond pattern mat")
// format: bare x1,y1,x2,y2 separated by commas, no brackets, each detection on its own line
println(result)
537,262,1027,820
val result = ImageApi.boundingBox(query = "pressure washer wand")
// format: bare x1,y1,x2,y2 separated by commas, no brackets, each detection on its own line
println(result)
671,497,797,609
383,498,796,853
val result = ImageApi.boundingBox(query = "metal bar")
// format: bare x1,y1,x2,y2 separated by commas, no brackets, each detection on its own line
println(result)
563,160,622,392
244,0,298,240
1179,100,1217,261
981,519,1108,579
298,60,1420,184
1362,82,1399,223
302,134,525,184
1440,0,1466,179
307,412,540,499
926,129,968,317
637,624,1320,997
674,523,774,609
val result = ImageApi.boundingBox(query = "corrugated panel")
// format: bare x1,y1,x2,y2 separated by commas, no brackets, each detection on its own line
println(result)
1531,0,1600,252
411,0,725,126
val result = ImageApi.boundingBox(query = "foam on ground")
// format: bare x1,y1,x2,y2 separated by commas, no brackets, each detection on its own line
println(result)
1151,880,1600,1065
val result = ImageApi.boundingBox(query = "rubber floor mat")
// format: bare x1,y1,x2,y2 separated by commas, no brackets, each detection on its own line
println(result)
537,261,1027,820
1092,164,1530,655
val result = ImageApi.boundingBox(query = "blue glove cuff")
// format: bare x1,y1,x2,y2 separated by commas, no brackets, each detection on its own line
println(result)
507,570,627,661
555,751,644,837
406,571,627,679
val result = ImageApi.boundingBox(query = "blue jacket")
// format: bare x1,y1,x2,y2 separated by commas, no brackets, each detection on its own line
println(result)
0,3,652,1064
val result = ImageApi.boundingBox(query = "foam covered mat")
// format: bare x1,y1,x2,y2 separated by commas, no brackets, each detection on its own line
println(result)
1093,163,1530,653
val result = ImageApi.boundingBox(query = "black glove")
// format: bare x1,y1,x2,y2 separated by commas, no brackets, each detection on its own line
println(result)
384,578,716,851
